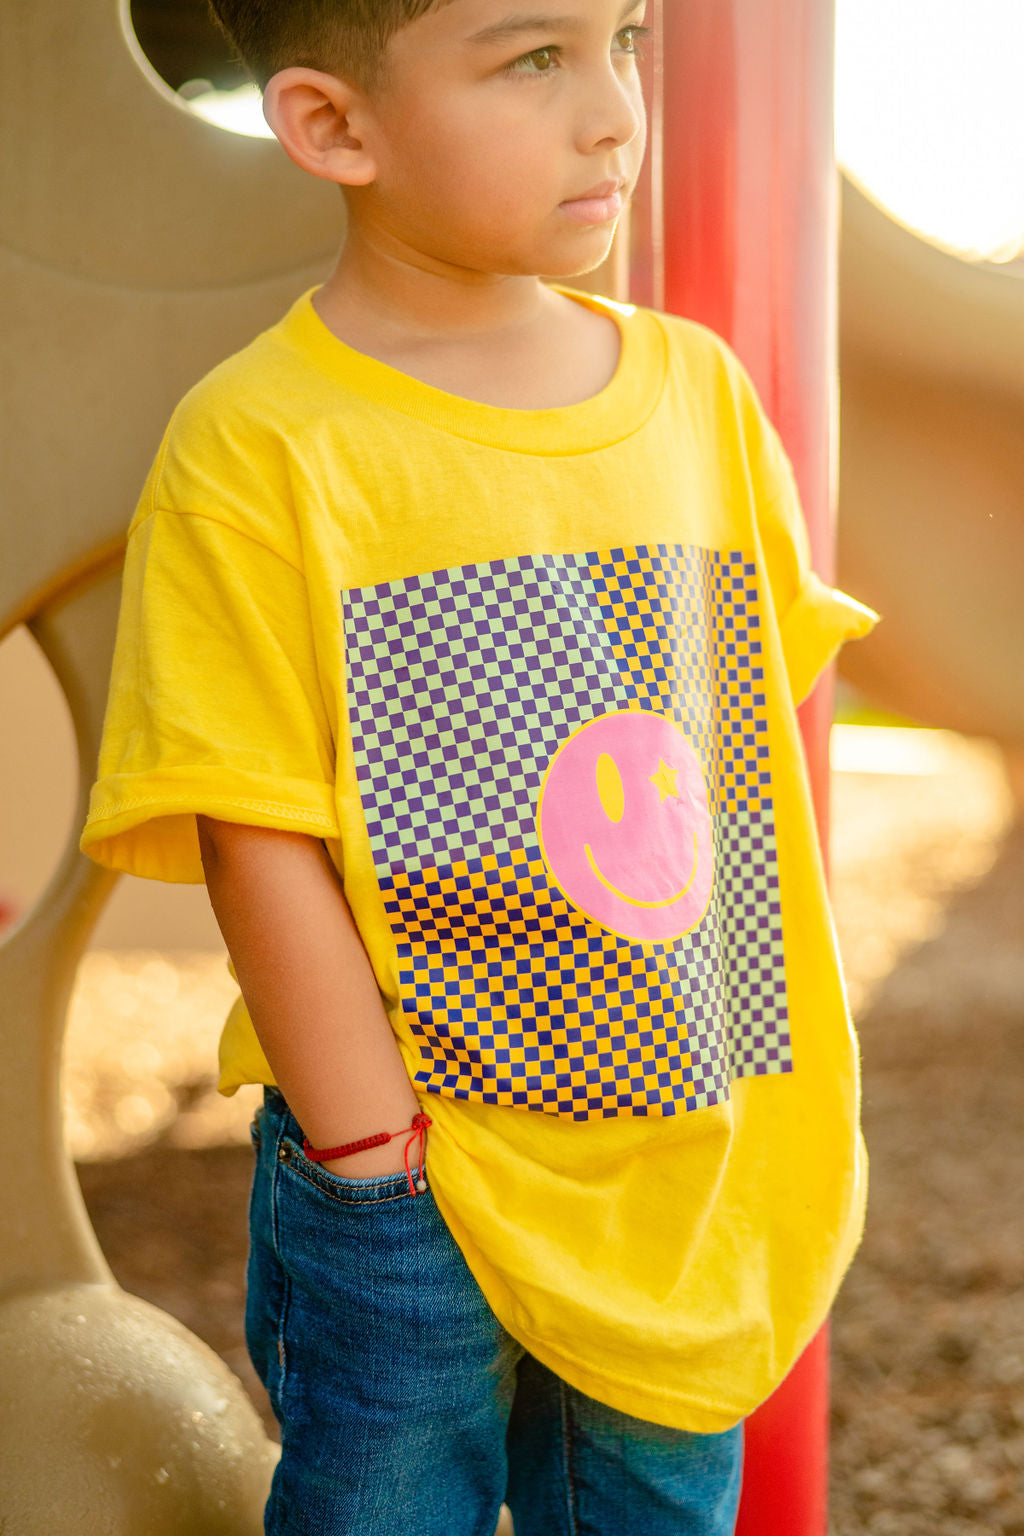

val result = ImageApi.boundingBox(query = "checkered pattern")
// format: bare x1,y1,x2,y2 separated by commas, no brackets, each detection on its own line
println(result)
586,548,790,1079
344,554,635,869
342,546,791,1121
382,848,732,1114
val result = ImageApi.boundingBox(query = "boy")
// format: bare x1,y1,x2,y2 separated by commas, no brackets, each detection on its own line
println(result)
82,1,877,1531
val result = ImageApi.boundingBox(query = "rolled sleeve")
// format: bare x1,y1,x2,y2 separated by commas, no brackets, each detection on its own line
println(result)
779,569,879,707
81,507,338,882
754,427,879,705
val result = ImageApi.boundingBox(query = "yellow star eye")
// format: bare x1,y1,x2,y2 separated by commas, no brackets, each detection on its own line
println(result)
649,759,680,802
595,752,625,823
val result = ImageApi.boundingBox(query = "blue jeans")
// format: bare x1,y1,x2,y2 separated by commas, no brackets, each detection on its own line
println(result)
247,1089,743,1536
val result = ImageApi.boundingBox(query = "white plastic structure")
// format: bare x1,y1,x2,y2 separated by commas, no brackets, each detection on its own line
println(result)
0,2,341,1527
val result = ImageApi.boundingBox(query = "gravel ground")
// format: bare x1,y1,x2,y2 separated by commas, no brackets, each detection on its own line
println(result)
66,740,1023,1530
827,762,1024,1535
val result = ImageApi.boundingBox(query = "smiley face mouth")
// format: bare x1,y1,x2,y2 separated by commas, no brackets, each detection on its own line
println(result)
582,833,700,910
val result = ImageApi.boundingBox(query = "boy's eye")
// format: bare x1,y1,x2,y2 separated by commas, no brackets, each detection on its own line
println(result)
503,23,648,76
505,45,560,75
615,25,650,58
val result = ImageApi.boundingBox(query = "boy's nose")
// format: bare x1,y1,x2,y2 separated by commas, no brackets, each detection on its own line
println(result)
576,65,645,154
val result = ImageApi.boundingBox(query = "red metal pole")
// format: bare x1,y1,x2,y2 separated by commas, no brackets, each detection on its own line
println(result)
647,2,839,1531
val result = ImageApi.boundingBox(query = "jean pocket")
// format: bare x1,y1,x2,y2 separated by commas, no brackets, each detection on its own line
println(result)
276,1134,425,1206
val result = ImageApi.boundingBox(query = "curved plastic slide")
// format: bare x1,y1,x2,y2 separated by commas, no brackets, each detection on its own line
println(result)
836,176,1024,748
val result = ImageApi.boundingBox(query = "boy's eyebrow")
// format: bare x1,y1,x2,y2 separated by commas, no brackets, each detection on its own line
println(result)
467,14,583,44
467,2,641,46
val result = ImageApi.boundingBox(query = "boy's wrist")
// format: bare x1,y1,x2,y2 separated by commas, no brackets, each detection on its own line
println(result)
318,1144,414,1180
303,1107,431,1183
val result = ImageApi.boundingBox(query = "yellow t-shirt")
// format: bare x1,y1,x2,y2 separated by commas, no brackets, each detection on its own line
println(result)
82,288,877,1432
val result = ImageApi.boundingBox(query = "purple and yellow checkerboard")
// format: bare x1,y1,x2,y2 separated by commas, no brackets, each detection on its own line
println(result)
342,546,791,1120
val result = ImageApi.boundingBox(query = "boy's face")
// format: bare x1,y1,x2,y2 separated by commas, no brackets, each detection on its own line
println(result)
355,0,648,279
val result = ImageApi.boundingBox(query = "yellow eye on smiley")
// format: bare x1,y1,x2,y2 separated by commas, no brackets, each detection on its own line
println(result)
595,752,625,823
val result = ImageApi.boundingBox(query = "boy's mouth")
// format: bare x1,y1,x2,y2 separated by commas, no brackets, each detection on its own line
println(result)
559,181,624,225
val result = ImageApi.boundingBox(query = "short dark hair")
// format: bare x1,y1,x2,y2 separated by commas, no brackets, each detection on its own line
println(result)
207,0,444,90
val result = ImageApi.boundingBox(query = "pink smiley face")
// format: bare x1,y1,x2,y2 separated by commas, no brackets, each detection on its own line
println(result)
537,709,714,943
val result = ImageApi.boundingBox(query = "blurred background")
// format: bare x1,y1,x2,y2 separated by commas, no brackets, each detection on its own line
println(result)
1,2,1022,1532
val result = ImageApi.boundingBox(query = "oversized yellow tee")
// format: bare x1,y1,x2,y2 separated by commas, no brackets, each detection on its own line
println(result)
82,288,876,1432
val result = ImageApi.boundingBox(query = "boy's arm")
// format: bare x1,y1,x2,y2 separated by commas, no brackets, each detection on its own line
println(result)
197,817,421,1178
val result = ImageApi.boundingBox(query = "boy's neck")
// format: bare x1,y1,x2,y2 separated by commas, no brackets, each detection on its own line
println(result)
322,224,548,340
311,227,621,410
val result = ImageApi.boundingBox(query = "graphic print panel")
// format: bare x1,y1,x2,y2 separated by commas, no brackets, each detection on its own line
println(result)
342,547,791,1120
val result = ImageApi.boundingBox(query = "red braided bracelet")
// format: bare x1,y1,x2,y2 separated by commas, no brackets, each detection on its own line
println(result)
303,1112,432,1196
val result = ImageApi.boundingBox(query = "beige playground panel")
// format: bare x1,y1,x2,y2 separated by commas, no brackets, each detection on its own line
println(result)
837,178,1024,753
0,2,339,1528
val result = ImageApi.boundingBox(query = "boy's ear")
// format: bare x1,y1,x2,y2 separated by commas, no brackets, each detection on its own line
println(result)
262,68,377,187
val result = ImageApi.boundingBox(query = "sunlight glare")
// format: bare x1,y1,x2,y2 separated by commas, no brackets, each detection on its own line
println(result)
179,78,274,139
835,0,1024,263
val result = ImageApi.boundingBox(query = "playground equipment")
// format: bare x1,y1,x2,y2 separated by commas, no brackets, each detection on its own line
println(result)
652,5,837,1531
0,0,341,1526
837,176,1024,754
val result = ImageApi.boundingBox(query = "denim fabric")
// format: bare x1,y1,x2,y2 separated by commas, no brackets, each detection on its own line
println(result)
247,1089,743,1536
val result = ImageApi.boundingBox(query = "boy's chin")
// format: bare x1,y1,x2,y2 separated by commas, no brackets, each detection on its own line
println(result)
540,243,619,283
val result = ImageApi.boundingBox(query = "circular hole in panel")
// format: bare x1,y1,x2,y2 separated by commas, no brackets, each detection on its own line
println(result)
65,945,260,1163
0,625,253,1161
0,626,77,935
124,0,273,139
836,0,1024,265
